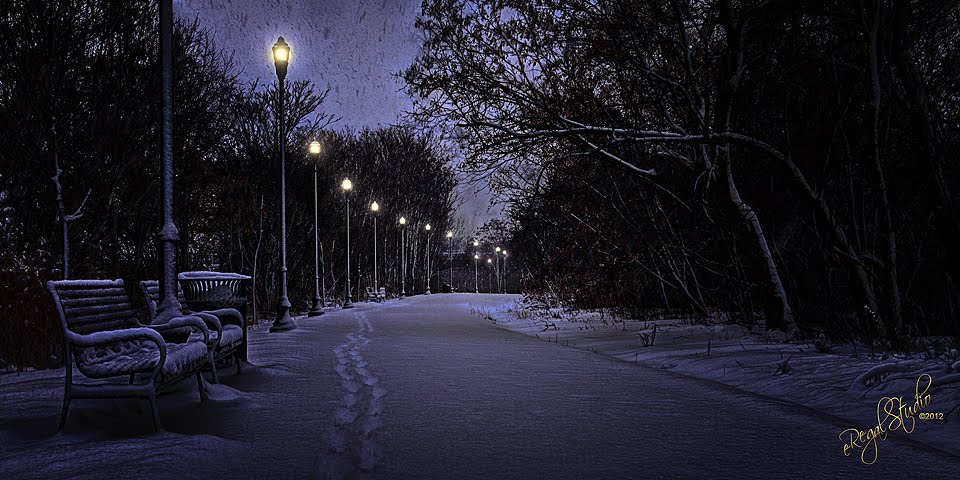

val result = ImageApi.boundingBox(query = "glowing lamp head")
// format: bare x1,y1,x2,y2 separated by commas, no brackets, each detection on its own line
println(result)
495,246,501,253
308,140,322,156
399,216,406,225
272,36,290,80
341,178,353,192
446,231,453,238
473,240,479,247
474,254,479,259
487,258,492,264
425,224,432,231
371,201,379,212
503,251,508,256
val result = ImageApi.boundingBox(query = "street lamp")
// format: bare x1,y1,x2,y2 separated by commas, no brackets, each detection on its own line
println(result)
473,253,480,293
371,201,380,296
342,178,354,308
156,0,180,322
494,246,502,294
424,223,432,294
399,216,407,297
487,257,493,293
270,36,296,332
502,250,508,294
307,140,324,317
446,231,453,292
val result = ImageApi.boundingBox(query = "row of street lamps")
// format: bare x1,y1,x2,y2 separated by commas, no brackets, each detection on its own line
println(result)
471,241,508,294
268,35,508,333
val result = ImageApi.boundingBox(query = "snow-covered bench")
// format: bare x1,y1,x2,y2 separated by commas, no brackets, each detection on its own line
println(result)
139,280,244,383
365,287,386,302
178,271,250,360
46,279,211,432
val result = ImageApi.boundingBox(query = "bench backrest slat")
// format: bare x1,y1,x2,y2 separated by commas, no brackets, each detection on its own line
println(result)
47,279,140,335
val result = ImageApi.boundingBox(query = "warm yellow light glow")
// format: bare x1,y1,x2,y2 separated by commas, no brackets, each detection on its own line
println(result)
425,224,432,231
495,246,501,253
273,46,288,62
487,258,492,264
371,201,379,212
503,251,508,256
473,240,479,247
399,216,406,225
341,178,353,191
308,140,321,155
474,254,479,259
446,231,453,238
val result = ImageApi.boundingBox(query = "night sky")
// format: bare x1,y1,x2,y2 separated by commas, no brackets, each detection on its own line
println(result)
176,0,499,229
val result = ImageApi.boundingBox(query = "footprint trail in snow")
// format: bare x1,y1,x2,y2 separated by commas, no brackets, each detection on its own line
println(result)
315,311,385,479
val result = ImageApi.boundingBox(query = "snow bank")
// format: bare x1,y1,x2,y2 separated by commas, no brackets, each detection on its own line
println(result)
482,298,960,457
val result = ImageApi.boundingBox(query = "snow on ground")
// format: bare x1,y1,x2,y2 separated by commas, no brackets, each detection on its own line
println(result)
479,297,960,458
2,293,959,479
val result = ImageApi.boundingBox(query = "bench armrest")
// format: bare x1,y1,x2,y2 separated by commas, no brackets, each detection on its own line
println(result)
67,327,166,351
191,311,224,349
147,315,210,345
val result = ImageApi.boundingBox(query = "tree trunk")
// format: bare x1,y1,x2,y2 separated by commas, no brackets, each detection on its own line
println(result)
866,3,903,335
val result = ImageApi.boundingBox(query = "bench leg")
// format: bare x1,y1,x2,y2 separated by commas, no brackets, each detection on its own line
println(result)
148,392,161,432
196,372,208,404
57,391,71,431
235,352,242,374
208,350,220,384
129,373,136,385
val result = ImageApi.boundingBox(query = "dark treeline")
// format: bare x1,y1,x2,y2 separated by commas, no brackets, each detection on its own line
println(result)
405,0,960,347
0,1,457,368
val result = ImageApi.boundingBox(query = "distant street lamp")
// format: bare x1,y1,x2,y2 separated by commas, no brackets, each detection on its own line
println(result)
270,36,296,332
424,223,432,294
399,216,407,297
446,231,454,292
342,178,354,308
473,253,480,294
487,257,493,293
371,201,380,296
495,246,502,294
502,250,508,294
307,140,324,317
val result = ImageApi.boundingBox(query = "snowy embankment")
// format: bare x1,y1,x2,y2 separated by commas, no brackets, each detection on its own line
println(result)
477,299,960,457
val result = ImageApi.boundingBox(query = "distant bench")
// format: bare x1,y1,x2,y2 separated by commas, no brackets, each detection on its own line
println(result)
46,279,211,431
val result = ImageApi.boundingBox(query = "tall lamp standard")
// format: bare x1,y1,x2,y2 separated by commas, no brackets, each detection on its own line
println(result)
424,224,432,294
473,253,480,294
502,250,508,293
370,201,380,295
156,0,180,321
446,231,454,292
399,216,407,297
342,178,355,308
270,36,296,332
473,240,479,293
494,246,502,294
307,140,324,317
487,258,493,293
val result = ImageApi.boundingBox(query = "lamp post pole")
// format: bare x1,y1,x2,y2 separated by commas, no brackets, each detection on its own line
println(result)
424,224,432,294
473,253,479,294
156,0,180,322
342,178,354,308
446,231,453,292
371,201,379,294
494,246,501,294
502,251,508,294
399,216,407,297
308,141,323,317
487,258,493,293
270,36,296,332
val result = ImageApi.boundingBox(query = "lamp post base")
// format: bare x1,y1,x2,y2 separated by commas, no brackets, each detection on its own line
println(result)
270,310,297,332
425,289,431,295
343,297,355,309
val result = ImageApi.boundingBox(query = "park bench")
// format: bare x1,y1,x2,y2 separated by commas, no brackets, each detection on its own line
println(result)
178,271,250,361
46,279,211,432
139,279,244,384
365,287,387,302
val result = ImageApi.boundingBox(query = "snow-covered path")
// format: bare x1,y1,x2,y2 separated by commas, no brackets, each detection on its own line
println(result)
2,293,959,479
